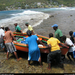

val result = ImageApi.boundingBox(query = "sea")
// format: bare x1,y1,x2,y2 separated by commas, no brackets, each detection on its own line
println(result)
0,7,75,32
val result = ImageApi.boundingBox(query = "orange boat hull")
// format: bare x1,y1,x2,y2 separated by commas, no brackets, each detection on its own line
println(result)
14,42,50,53
13,32,69,55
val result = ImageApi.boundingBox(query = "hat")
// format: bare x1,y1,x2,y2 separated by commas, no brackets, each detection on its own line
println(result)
52,24,58,27
25,22,29,25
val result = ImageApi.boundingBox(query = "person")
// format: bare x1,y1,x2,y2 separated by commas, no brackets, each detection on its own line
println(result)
0,26,5,50
25,22,34,34
73,32,75,38
14,23,22,33
25,30,45,66
46,33,68,70
4,27,21,61
62,35,75,62
52,24,63,42
69,31,75,44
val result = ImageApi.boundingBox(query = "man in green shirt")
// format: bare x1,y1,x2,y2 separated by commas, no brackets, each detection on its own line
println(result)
14,23,22,33
52,24,63,42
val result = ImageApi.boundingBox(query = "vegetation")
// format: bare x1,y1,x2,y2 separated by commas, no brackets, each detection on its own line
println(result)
0,0,75,11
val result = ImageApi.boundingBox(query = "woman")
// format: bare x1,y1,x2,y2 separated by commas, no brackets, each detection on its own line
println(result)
25,30,44,66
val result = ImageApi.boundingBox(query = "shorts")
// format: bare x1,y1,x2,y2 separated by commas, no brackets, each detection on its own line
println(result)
47,50,63,64
5,42,17,53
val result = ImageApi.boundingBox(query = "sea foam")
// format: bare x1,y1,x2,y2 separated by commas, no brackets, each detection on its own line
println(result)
0,10,50,32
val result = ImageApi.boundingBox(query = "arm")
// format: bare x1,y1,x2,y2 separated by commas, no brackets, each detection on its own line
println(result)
59,43,69,48
45,44,51,52
20,30,23,34
37,39,45,46
74,38,75,45
10,32,16,41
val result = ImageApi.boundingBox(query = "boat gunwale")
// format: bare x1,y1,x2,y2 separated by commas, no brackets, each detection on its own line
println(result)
13,32,49,40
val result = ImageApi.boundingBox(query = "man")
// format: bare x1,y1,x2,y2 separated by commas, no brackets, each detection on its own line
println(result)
0,26,5,50
46,33,68,70
52,24,63,42
25,22,34,34
4,27,21,61
62,35,75,62
25,30,45,66
14,23,22,33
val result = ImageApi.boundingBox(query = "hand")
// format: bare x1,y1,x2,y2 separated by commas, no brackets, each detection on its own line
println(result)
13,41,18,43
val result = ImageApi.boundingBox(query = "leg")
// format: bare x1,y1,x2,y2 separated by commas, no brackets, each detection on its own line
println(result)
70,52,75,61
14,51,21,61
47,53,52,70
28,60,30,65
56,51,64,70
6,52,9,60
70,52,74,59
47,63,51,70
38,57,42,67
67,52,72,61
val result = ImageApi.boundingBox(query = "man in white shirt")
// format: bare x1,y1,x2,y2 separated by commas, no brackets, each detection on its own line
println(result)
62,35,75,61
0,26,5,49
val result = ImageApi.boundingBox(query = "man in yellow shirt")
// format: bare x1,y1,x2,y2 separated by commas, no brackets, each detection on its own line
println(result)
46,33,68,70
25,22,34,34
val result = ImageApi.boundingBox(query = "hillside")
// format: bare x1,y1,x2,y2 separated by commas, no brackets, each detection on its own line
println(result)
52,0,75,7
0,0,75,11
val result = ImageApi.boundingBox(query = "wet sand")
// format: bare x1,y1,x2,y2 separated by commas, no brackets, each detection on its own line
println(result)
1,10,75,73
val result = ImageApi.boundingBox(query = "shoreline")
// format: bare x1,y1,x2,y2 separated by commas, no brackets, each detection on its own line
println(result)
33,10,75,38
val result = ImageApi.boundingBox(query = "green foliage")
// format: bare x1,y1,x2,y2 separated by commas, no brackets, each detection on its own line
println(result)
0,0,75,11
52,0,75,6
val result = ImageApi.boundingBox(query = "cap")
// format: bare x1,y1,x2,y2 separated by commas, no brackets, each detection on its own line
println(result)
25,22,29,25
52,24,58,27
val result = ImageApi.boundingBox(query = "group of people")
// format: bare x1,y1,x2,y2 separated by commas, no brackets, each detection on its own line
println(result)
0,23,75,70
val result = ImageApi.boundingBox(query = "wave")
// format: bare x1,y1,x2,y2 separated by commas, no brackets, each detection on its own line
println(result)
42,7,75,12
0,10,50,32
11,10,45,16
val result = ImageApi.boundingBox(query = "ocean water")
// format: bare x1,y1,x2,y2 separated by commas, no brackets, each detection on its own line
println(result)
0,7,75,31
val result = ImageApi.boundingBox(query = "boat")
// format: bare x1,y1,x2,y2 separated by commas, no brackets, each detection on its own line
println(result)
13,32,69,55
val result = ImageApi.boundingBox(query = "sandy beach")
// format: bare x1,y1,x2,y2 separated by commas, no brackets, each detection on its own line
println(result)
0,10,75,73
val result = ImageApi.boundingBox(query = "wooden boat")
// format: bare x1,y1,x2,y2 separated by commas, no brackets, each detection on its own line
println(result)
13,32,69,55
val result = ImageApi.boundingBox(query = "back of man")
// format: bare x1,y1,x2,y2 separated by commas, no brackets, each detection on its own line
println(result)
28,25,33,31
47,37,60,52
46,33,65,70
5,30,13,43
55,29,63,42
15,25,21,32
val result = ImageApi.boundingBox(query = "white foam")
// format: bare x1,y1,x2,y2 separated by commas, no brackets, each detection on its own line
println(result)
0,10,50,31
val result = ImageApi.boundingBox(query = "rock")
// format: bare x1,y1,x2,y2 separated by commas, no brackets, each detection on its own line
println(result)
50,15,54,18
70,15,72,16
31,18,34,20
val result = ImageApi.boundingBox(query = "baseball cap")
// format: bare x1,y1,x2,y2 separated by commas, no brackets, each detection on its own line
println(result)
25,22,29,25
52,24,58,27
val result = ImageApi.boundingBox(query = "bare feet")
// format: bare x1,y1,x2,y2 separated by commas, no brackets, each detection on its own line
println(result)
47,67,51,71
17,57,22,61
6,58,9,60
